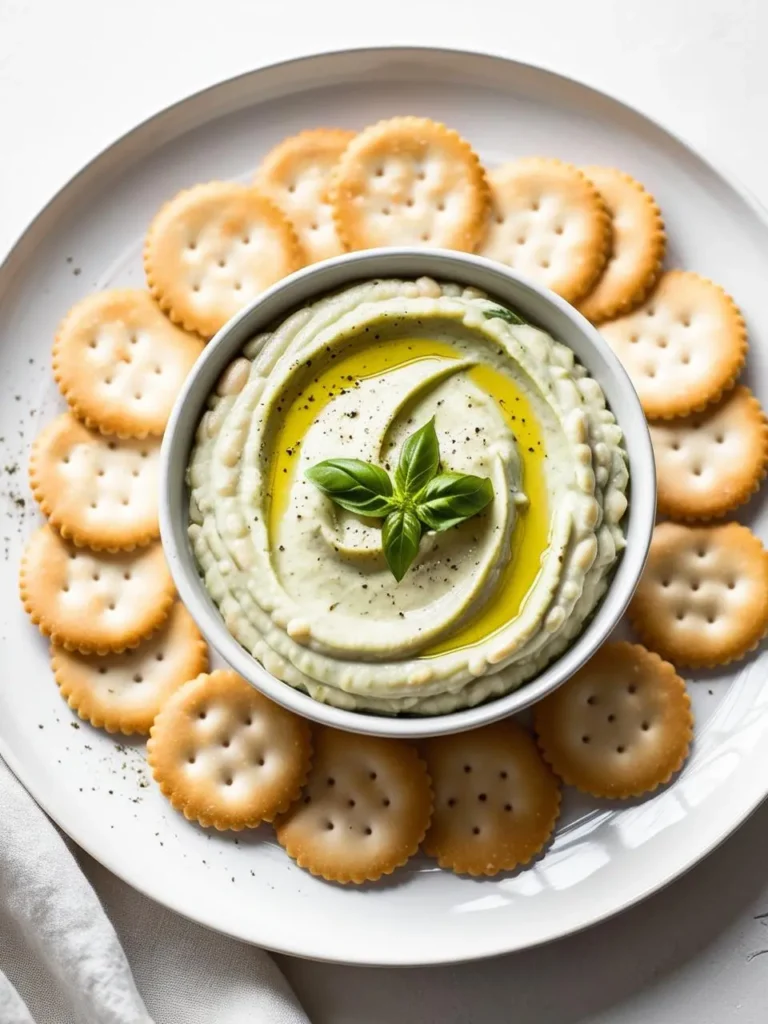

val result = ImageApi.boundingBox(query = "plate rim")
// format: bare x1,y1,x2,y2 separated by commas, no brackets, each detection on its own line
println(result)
2,45,768,965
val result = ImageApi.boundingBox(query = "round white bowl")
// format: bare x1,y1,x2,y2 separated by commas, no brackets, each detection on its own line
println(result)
160,248,655,738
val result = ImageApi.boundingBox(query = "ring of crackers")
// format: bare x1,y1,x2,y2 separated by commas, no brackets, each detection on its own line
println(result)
600,270,747,419
577,166,665,323
144,181,304,339
257,128,355,264
275,727,432,884
534,642,693,799
29,413,160,550
20,526,175,654
330,116,490,252
651,386,768,520
479,157,611,303
52,289,204,439
421,720,560,876
147,669,312,830
628,522,768,668
51,602,208,735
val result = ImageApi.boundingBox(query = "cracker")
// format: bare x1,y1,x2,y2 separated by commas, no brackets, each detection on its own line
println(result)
479,158,611,303
19,526,174,654
651,385,768,520
577,166,665,323
257,128,355,263
52,289,204,439
144,182,304,339
330,116,489,252
275,727,432,884
600,270,747,419
147,669,311,830
628,522,768,668
421,720,560,876
534,642,692,798
29,413,160,551
51,602,208,735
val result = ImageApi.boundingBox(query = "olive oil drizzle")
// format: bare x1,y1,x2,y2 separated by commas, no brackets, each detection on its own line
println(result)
266,338,550,656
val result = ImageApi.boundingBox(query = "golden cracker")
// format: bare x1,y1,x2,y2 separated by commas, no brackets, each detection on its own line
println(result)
29,413,160,551
479,157,611,303
147,669,311,830
628,522,768,668
275,727,432,884
421,720,560,877
534,642,693,799
651,385,768,520
330,116,489,252
144,182,304,339
51,602,208,735
600,270,747,419
257,128,355,264
577,166,665,323
19,526,174,654
52,289,204,439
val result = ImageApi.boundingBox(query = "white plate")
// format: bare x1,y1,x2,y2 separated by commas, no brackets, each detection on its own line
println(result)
1,47,767,966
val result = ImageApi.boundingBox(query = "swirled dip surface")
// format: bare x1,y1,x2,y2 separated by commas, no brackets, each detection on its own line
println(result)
188,278,628,714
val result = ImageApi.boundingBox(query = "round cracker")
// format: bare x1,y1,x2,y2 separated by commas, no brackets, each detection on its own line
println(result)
651,385,768,520
628,522,768,668
144,182,304,339
600,270,747,419
52,289,204,438
147,669,312,830
275,727,432,884
19,526,174,654
534,642,692,798
257,128,355,263
479,157,611,303
51,602,208,735
29,413,160,551
421,720,560,877
576,166,665,323
330,116,489,252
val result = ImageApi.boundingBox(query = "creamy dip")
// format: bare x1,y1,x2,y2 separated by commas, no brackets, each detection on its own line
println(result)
187,277,628,714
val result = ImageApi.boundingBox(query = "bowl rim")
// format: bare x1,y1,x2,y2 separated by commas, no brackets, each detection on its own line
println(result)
159,247,656,738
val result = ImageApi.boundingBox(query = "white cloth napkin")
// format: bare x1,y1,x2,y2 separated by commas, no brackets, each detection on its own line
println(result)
0,758,310,1024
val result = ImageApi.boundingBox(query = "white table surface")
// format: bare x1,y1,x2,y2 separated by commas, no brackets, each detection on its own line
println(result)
3,0,768,1020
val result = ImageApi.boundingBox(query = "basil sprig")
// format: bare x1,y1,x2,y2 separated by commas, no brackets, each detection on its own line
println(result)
482,304,526,325
305,418,494,582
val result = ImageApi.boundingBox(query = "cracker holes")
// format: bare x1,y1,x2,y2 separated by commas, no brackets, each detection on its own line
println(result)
727,580,736,590
499,770,508,780
327,777,335,787
382,797,390,807
369,771,377,781
628,684,637,695
661,578,671,588
676,610,686,621
98,666,107,675
198,710,207,720
647,307,656,318
129,333,138,345
641,721,650,732
188,754,196,764
107,442,117,451
406,199,414,208
463,764,472,773
92,572,100,582
62,456,70,464
581,735,590,744
681,316,692,327
447,797,457,807
607,713,616,723
242,236,251,245
257,757,265,767
288,184,296,193
188,241,198,251
629,334,639,344
325,821,334,830
234,282,243,291
310,223,318,231
375,168,384,177
107,602,116,611
436,202,446,213
697,548,707,558
364,827,373,836
693,465,703,476
516,235,526,246
192,285,201,293
657,337,668,349
472,826,481,835
140,450,149,459
554,224,564,235
420,233,431,242
680,353,691,365
89,340,97,349
504,803,513,812
217,259,227,268
540,260,551,269
224,777,234,787
478,793,487,802
531,200,540,212
616,745,626,754
586,695,597,706
132,673,143,684
156,652,165,662
690,580,700,591
97,468,104,477
382,207,391,216
348,799,356,808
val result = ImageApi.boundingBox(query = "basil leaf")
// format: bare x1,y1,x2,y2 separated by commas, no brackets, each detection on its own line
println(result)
394,417,440,497
483,305,526,326
305,459,395,517
382,507,422,582
415,472,494,532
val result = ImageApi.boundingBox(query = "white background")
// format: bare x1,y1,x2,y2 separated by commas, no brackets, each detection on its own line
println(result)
3,0,768,1020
